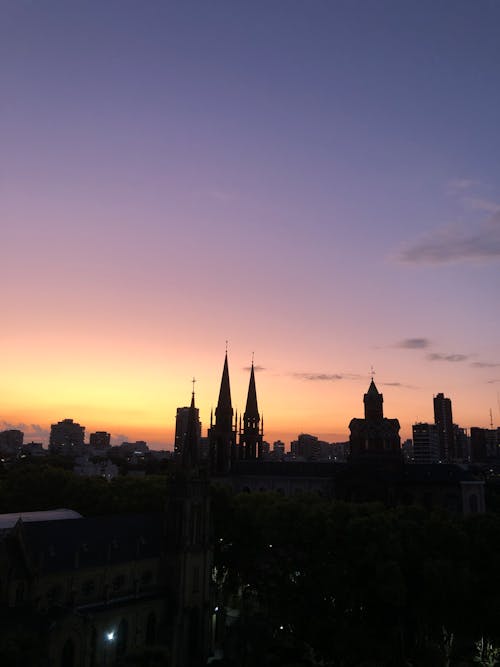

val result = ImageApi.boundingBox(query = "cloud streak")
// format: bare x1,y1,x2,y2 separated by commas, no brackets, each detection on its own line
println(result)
293,372,361,382
427,353,469,363
471,361,500,369
396,338,431,349
398,213,500,264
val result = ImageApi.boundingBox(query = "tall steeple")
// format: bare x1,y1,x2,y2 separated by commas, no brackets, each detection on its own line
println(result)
215,352,233,432
181,384,199,472
364,379,384,421
240,359,263,460
166,381,212,666
209,351,237,474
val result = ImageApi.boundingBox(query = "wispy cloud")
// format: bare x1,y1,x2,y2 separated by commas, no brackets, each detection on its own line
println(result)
398,213,500,264
395,338,431,349
427,353,469,363
447,178,478,194
381,381,417,389
243,365,265,372
293,372,361,382
471,361,500,369
463,198,500,214
112,433,131,445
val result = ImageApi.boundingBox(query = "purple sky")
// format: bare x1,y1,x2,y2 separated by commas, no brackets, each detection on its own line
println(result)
1,1,500,447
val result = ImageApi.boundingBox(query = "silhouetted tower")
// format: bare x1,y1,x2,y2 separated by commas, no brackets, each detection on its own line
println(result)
349,379,401,460
165,386,212,667
175,405,201,457
364,379,384,421
239,361,263,459
433,392,454,461
208,352,237,474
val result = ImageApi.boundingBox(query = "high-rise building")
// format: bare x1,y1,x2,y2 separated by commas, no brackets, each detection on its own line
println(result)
433,393,454,462
49,419,85,455
273,440,285,458
412,423,439,464
175,406,201,457
89,431,111,450
0,429,23,455
470,427,499,462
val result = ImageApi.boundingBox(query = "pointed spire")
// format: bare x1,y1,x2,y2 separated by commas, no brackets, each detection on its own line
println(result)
364,378,383,420
244,360,259,417
182,384,199,470
217,352,233,412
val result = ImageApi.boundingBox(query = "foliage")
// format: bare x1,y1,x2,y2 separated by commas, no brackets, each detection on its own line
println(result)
211,485,500,667
0,464,169,515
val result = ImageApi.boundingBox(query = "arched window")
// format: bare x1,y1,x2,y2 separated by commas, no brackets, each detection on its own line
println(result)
61,638,75,667
146,611,156,644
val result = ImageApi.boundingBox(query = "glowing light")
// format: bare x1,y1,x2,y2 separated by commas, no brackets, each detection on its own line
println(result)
106,631,115,642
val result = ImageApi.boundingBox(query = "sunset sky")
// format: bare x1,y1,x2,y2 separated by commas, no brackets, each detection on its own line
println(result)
2,1,500,448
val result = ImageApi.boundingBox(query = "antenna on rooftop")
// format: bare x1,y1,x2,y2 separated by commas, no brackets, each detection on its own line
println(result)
490,408,494,430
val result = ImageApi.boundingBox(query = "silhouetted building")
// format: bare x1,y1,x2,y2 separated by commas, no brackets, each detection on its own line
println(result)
291,433,322,460
453,425,469,461
273,440,285,458
89,431,111,450
434,393,455,461
349,380,401,460
0,390,213,667
412,423,439,464
49,418,85,455
239,361,264,460
175,405,201,457
469,427,499,461
0,429,23,455
165,388,213,666
208,352,237,474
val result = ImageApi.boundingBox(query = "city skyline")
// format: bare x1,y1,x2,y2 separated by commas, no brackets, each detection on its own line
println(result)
1,352,497,449
2,2,499,447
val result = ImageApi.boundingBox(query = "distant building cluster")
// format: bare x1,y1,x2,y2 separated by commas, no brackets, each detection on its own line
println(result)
2,358,499,475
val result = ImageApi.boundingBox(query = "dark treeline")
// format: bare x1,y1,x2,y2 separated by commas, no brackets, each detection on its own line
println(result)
2,465,500,666
213,488,500,667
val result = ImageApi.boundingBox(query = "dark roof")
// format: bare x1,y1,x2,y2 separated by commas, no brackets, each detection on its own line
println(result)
400,464,481,484
21,512,163,574
230,461,482,485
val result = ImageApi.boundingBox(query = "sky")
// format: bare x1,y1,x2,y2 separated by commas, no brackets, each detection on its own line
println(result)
1,1,500,448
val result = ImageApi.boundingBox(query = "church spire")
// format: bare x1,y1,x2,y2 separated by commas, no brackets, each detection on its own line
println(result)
244,361,259,417
209,350,236,474
241,357,262,460
216,352,233,414
364,378,384,421
181,382,199,471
